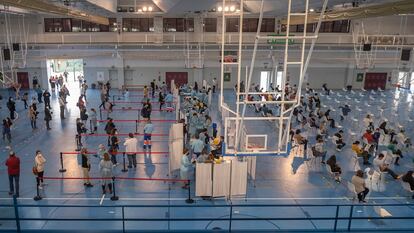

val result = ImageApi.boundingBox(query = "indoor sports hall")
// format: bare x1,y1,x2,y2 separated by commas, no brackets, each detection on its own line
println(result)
0,0,414,232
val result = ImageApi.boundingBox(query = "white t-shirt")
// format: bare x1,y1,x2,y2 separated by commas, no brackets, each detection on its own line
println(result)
124,137,138,154
373,157,384,171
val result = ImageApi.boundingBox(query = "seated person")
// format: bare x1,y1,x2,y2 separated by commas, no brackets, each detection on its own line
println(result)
397,129,412,148
322,83,330,95
333,130,346,151
338,105,351,121
351,170,369,203
363,114,373,129
312,138,327,163
210,137,223,157
379,120,389,134
293,129,308,152
402,170,414,199
351,141,371,165
387,140,403,165
363,130,375,146
373,153,402,179
261,104,273,117
326,155,341,182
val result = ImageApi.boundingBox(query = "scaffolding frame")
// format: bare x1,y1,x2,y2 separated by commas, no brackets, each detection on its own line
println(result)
221,0,328,156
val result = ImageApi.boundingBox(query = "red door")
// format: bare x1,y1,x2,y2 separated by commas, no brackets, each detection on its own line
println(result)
364,73,387,90
165,72,188,89
17,72,29,89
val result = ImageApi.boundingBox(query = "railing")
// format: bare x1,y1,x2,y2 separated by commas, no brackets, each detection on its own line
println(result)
2,197,414,232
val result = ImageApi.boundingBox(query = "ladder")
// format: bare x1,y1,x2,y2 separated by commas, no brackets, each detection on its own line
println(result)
228,0,328,155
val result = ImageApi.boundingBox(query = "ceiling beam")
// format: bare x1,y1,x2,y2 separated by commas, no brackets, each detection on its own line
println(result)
281,0,414,24
1,0,109,25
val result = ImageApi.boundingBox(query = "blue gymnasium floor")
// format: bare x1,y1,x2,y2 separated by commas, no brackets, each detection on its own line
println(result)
0,78,414,232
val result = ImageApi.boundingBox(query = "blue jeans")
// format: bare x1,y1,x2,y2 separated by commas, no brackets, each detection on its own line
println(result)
9,175,19,195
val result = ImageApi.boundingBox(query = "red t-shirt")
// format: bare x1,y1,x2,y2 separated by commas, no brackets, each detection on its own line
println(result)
363,132,374,144
5,156,20,175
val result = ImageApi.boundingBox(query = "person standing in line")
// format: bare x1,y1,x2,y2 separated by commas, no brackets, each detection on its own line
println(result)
104,118,116,146
34,150,46,189
143,120,154,153
159,91,165,111
22,93,29,109
81,148,93,187
89,108,98,134
180,148,191,189
143,85,149,99
212,78,217,93
7,97,16,120
76,118,87,148
124,133,138,168
2,119,12,144
5,151,20,197
165,92,173,111
29,104,38,130
58,94,65,119
110,128,119,166
35,85,43,103
99,153,113,194
43,90,51,109
44,106,52,130
150,80,156,98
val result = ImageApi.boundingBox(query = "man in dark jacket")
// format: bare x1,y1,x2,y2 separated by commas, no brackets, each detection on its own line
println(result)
5,151,20,197
43,90,51,109
44,107,52,130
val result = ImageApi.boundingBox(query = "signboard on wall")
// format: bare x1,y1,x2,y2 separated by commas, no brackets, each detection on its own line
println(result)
97,72,105,81
356,73,364,82
224,72,231,82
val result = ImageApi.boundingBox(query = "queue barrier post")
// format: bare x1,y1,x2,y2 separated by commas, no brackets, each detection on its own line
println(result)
135,120,138,133
33,177,42,201
110,177,119,201
99,108,102,120
59,152,67,173
185,180,194,204
121,153,128,172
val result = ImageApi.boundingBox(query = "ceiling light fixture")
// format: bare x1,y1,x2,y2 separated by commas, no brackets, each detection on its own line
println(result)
230,5,235,11
142,6,147,11
236,9,240,12
309,8,315,12
218,6,223,12
224,6,229,12
138,9,142,12
148,6,153,11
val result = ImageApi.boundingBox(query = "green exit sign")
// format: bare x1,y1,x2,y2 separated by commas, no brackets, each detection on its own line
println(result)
267,34,294,45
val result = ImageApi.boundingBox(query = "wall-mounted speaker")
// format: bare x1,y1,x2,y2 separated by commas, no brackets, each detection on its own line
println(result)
363,43,371,51
12,43,20,51
3,48,10,60
401,49,411,61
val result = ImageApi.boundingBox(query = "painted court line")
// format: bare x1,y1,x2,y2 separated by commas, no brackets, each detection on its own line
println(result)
0,197,409,201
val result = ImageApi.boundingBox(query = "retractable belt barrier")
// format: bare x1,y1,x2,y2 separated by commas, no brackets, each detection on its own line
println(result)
58,151,169,174
33,176,193,203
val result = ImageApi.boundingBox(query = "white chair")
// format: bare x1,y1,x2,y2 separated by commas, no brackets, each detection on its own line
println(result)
401,181,414,197
362,88,367,92
369,95,375,101
352,153,363,171
374,206,392,217
347,181,358,201
325,164,340,182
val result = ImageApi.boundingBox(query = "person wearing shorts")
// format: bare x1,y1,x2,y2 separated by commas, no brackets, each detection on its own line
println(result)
143,120,154,151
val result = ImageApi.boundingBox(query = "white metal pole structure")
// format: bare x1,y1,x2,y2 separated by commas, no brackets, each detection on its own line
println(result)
227,0,328,156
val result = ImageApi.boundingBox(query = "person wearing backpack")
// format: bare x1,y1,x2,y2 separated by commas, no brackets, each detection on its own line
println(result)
34,150,46,189
80,107,88,124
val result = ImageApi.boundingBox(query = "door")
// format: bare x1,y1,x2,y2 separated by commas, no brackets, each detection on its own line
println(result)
124,70,134,86
260,71,270,92
364,73,387,90
166,72,188,89
17,72,29,89
109,70,118,88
